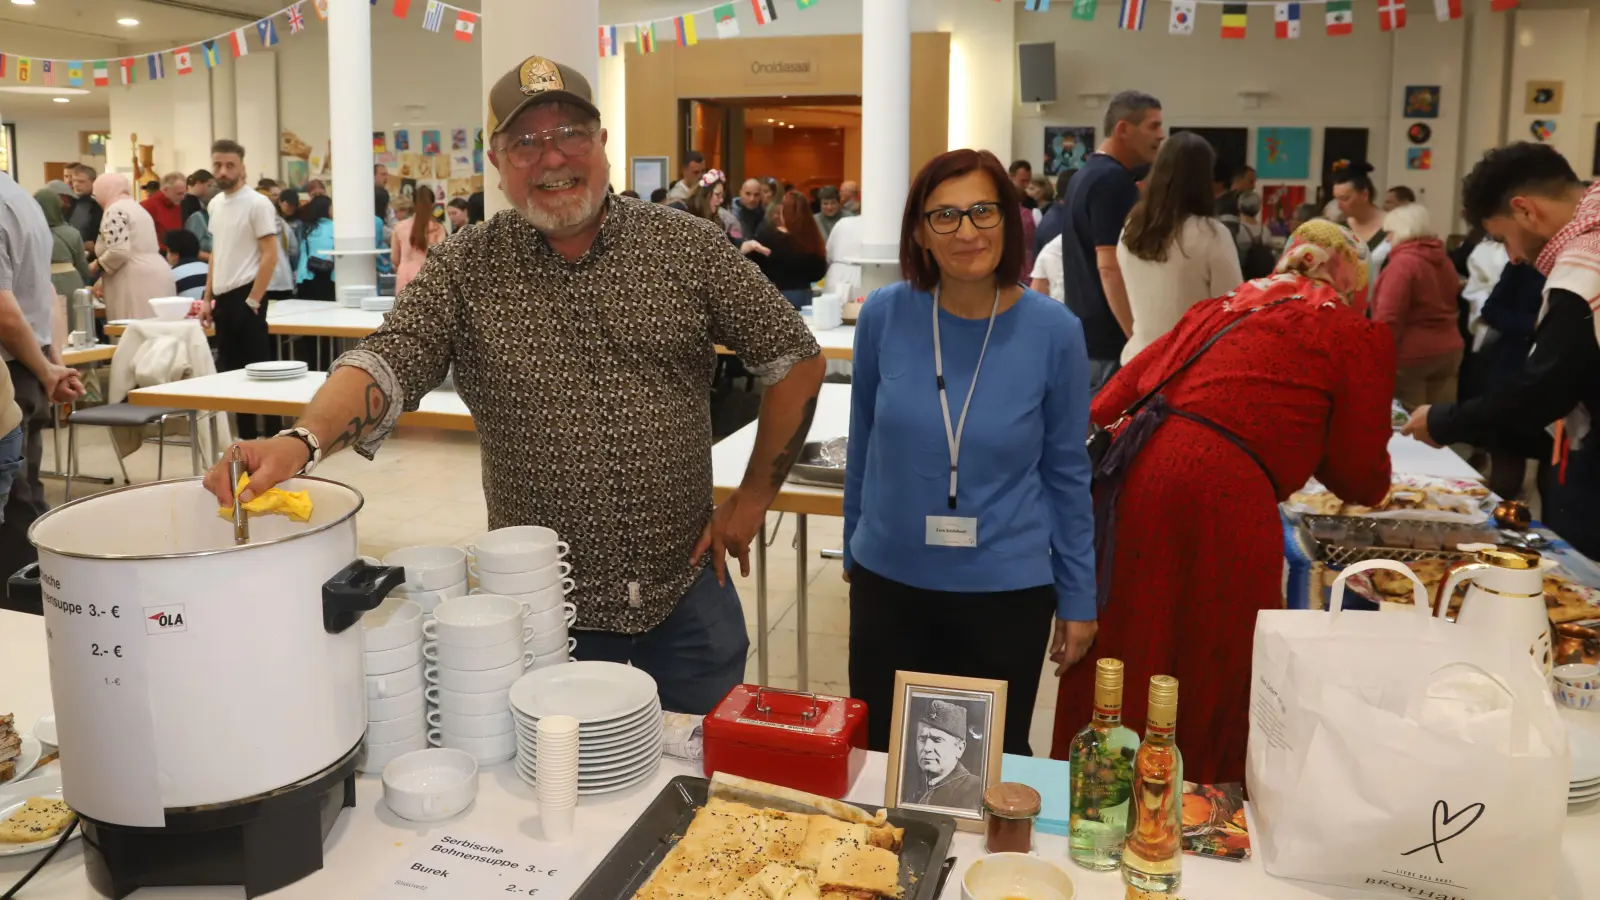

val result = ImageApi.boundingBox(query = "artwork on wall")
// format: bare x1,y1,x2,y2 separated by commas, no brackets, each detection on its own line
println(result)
1255,127,1311,180
1043,126,1094,175
1525,80,1564,115
372,131,387,153
397,152,424,179
421,130,442,155
1403,85,1440,119
393,129,411,151
1407,123,1431,144
1261,184,1307,233
1530,120,1557,142
433,155,451,179
282,158,309,190
451,128,468,151
1406,148,1432,171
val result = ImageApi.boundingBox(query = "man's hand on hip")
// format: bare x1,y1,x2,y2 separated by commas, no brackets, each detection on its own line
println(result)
203,436,311,506
691,488,769,586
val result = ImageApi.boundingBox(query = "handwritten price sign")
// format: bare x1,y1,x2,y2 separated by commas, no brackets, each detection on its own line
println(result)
368,831,594,900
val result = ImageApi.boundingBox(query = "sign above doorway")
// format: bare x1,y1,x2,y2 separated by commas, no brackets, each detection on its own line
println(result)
746,59,819,86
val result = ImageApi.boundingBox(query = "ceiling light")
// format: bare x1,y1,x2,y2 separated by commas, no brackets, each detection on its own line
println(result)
117,17,139,26
766,118,774,124
788,125,795,129
0,86,91,96
11,0,38,7
53,97,69,103
777,121,785,126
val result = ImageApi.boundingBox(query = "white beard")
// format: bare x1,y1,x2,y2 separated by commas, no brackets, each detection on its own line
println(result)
514,160,610,236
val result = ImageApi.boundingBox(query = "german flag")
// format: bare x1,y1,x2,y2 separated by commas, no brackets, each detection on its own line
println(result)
1220,3,1248,37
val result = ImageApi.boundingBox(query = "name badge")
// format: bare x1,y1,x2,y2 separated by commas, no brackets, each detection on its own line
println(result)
925,516,978,548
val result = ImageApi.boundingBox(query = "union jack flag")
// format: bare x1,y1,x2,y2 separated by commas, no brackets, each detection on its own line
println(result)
287,3,305,33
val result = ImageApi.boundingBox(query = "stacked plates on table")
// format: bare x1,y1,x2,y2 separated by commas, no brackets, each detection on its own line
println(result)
245,361,308,381
361,296,395,312
1569,726,1600,806
509,661,663,795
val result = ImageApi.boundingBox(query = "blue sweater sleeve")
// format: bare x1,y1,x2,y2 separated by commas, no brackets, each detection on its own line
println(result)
1040,313,1097,619
842,294,881,572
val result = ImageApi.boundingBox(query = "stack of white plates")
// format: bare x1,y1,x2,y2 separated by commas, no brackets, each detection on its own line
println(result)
508,661,662,795
361,296,395,312
1570,727,1600,806
245,361,309,381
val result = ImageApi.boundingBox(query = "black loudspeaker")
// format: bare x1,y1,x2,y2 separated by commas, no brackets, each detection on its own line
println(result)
1018,42,1057,104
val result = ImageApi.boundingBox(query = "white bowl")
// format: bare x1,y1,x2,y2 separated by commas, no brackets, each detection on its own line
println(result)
362,598,424,652
429,707,515,738
426,684,512,716
468,526,568,574
365,638,423,676
1557,684,1599,710
367,709,427,744
1554,663,1600,690
385,545,469,592
367,663,424,699
529,631,575,658
368,686,426,722
382,748,478,823
425,636,534,672
474,583,569,614
428,727,516,763
147,296,192,321
425,658,527,693
425,594,533,648
394,580,468,614
472,560,571,595
962,853,1076,900
530,650,574,670
527,602,576,636
359,729,429,774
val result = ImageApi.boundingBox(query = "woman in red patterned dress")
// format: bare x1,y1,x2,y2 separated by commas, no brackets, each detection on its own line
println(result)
1051,221,1396,785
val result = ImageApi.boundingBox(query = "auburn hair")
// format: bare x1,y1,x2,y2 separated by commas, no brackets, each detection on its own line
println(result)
780,191,825,258
898,149,1024,292
409,185,436,253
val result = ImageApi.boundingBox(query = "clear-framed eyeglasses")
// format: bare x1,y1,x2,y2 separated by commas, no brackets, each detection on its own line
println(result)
499,124,598,169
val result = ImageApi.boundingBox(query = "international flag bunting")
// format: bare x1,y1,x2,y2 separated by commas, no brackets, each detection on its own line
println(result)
674,14,699,46
288,3,306,33
1220,3,1248,37
67,61,83,87
202,41,221,67
93,60,109,87
1489,0,1516,9
1025,0,1052,10
1326,0,1353,34
797,0,816,8
147,54,164,80
1275,2,1301,38
175,47,193,75
751,0,778,26
714,4,740,37
314,0,329,21
229,28,250,57
1434,0,1461,19
599,25,619,56
256,17,279,47
454,10,477,41
1169,0,1195,33
0,55,6,79
393,0,411,17
119,57,135,85
1378,0,1406,30
40,60,54,86
1072,0,1097,21
16,58,29,84
423,0,444,32
637,22,657,53
1118,0,1146,30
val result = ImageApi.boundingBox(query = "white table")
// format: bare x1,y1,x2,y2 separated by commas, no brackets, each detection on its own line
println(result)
1387,433,1484,481
1,608,1597,899
127,371,473,433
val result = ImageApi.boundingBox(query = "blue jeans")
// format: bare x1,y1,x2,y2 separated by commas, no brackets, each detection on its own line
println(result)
571,566,749,715
781,288,813,310
0,425,24,526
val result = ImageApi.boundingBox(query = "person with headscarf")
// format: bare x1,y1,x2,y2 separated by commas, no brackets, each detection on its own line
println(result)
1052,219,1395,785
33,186,92,300
88,173,175,320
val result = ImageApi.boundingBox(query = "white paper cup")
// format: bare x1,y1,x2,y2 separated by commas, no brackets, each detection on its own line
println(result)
386,545,470,592
428,728,516,763
368,686,426,722
425,658,526,693
362,598,424,652
394,579,469,614
428,708,515,737
529,631,576,658
359,729,429,774
526,602,577,635
540,800,576,841
472,582,569,614
530,650,575,670
424,594,535,648
365,638,424,676
468,526,569,574
471,560,573,595
425,684,511,716
367,709,427,744
424,637,535,671
381,748,478,823
366,663,424,699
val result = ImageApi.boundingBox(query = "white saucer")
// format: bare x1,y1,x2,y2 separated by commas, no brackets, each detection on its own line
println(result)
508,661,658,723
1571,727,1600,784
0,772,79,857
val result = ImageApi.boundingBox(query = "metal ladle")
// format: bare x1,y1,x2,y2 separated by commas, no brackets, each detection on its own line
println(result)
228,446,249,545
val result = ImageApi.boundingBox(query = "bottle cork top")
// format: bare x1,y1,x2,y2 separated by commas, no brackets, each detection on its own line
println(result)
1147,675,1179,728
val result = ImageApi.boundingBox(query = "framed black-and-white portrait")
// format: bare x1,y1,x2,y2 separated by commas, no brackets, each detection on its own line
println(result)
884,671,1007,832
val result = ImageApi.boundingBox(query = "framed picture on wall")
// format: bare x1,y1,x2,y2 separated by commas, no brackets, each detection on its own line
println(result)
631,156,669,199
1043,126,1094,175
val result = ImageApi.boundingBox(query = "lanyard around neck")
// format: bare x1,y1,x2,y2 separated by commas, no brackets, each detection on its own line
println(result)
932,286,1001,510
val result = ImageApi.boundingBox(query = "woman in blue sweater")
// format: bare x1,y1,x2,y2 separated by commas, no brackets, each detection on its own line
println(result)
844,149,1097,757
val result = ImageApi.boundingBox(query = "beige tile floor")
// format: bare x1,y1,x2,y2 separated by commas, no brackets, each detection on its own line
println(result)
42,420,1064,757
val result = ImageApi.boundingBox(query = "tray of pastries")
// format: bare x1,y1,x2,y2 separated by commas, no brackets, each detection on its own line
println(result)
1287,474,1491,524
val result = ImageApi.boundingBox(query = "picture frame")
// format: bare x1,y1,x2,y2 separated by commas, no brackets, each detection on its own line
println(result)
885,671,1007,833
1524,80,1564,115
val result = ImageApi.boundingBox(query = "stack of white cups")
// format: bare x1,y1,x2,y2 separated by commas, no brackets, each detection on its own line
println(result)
467,526,578,669
385,545,470,618
360,596,428,773
422,594,531,764
535,715,580,841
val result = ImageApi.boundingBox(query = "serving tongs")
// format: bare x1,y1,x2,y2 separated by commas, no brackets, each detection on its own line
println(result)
228,446,249,545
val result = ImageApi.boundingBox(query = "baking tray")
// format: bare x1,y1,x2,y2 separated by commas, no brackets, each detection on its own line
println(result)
786,440,846,489
569,775,957,899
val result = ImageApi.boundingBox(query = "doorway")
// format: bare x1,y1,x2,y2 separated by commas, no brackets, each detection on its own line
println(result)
683,97,860,196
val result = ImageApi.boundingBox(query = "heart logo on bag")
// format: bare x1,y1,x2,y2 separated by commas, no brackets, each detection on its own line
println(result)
1401,800,1486,865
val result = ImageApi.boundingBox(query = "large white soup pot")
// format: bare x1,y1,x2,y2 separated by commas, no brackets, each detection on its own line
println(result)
30,477,404,825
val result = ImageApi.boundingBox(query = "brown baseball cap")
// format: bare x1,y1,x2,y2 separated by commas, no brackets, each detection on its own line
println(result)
486,55,601,136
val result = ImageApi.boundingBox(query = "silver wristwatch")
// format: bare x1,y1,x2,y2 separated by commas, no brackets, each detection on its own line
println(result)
276,427,322,475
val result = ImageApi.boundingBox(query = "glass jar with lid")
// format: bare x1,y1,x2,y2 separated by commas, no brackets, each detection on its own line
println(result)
983,782,1042,854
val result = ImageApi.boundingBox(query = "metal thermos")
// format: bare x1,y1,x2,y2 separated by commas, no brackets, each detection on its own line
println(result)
69,288,95,348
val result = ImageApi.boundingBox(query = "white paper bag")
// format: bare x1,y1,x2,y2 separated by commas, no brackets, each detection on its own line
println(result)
1247,560,1570,900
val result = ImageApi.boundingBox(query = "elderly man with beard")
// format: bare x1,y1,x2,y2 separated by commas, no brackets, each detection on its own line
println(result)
203,56,824,715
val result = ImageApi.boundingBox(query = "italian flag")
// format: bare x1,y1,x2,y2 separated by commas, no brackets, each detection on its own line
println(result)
1325,0,1353,35
751,0,778,25
93,60,109,87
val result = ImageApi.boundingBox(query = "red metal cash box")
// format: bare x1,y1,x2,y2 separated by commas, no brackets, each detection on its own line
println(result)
702,686,868,799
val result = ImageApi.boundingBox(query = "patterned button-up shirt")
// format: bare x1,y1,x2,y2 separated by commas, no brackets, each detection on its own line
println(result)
336,197,820,633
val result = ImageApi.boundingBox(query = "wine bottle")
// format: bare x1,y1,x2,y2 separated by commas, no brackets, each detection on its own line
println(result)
1122,675,1183,894
1067,659,1139,870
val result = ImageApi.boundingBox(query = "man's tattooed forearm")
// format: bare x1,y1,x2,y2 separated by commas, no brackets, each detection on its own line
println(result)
326,381,391,454
768,396,818,490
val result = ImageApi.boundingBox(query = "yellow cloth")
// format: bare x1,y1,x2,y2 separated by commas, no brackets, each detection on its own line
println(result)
217,474,313,523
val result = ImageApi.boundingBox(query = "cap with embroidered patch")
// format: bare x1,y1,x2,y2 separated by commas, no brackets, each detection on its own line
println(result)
486,55,601,136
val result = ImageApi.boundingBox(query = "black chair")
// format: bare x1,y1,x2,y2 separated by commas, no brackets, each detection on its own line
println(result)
64,404,199,500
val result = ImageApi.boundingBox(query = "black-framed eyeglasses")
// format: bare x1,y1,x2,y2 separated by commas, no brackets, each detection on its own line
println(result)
923,203,1003,235
500,124,598,169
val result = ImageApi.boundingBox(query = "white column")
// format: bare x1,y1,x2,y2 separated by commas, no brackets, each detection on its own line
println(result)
860,0,912,272
480,0,600,217
329,0,376,291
